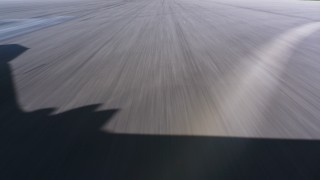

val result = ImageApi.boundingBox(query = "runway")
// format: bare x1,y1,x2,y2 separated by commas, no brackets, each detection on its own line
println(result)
1,0,320,179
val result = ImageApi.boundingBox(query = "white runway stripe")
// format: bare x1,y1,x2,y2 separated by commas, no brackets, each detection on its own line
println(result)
211,22,320,138
0,16,73,41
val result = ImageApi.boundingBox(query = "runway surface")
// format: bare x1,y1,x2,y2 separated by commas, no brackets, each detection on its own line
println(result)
1,0,320,179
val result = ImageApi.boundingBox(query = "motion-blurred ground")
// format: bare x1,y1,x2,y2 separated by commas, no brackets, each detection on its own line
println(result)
1,0,320,179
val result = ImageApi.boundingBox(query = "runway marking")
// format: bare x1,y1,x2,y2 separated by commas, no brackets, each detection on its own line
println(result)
0,16,73,41
211,22,320,137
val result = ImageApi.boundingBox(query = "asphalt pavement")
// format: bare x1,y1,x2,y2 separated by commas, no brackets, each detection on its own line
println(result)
1,0,320,179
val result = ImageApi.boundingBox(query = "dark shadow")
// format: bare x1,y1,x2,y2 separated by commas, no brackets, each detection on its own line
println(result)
0,44,119,179
0,44,320,180
0,44,27,116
